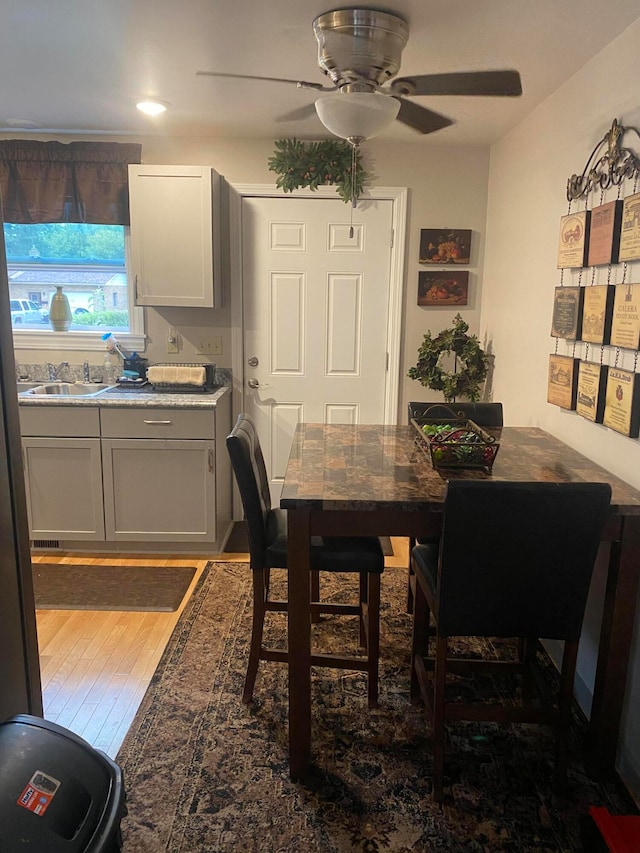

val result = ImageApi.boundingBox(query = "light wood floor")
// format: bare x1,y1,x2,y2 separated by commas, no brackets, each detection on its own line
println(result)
32,538,409,759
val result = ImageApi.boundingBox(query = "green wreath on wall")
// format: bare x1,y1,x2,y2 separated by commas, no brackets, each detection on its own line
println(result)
408,313,489,402
267,138,370,204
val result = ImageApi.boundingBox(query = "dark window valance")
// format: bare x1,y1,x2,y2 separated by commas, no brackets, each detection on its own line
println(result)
0,140,142,225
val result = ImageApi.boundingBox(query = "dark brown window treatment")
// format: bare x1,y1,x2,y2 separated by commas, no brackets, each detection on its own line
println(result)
0,140,142,225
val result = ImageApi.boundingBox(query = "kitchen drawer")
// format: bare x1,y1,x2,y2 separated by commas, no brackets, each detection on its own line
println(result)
100,407,213,439
19,406,100,438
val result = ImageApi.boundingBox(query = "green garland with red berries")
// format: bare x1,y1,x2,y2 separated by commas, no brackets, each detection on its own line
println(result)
408,313,488,402
267,138,370,203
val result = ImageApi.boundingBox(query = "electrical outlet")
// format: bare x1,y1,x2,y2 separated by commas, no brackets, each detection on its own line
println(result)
166,333,179,354
196,337,222,355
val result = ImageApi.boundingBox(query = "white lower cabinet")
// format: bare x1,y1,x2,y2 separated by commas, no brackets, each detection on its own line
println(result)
19,393,232,551
21,437,105,541
101,438,216,542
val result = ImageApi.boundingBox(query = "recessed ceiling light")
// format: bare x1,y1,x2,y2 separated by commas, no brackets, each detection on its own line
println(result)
136,99,170,116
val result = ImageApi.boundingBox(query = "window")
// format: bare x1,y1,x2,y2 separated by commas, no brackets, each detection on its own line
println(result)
5,222,144,351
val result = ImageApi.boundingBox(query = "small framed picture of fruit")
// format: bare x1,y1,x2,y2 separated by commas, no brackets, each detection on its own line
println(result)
418,271,469,306
419,228,471,264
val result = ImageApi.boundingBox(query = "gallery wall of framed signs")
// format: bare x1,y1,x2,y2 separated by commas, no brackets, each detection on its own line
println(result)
548,119,640,438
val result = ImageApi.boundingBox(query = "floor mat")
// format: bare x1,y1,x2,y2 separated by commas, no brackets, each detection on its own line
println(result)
32,563,196,611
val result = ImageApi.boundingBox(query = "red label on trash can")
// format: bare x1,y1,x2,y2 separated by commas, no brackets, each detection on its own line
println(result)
17,771,61,816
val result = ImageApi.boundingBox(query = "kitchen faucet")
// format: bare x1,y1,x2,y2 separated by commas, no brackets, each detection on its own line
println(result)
47,361,69,381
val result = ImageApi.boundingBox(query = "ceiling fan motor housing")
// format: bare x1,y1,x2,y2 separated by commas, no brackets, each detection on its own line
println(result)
312,8,409,91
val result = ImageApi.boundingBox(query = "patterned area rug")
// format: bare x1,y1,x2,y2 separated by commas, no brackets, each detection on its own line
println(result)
117,561,636,852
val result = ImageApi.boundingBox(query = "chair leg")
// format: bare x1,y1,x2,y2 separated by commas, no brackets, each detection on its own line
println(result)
310,570,321,623
406,537,416,613
432,634,448,803
359,571,368,648
555,638,579,784
410,571,429,703
243,569,267,704
366,573,381,708
310,570,320,601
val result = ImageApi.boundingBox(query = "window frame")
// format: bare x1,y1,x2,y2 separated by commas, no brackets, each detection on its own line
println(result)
9,229,145,352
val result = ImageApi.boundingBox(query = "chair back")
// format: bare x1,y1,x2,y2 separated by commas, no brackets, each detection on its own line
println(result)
226,414,271,569
435,480,611,639
408,401,503,427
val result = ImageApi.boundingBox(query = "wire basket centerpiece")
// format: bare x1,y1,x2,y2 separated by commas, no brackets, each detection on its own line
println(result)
411,406,500,472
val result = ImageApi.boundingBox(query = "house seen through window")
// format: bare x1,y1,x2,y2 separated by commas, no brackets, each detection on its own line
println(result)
5,222,130,332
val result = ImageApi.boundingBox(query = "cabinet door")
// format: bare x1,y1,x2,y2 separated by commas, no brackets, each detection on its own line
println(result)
22,438,105,540
102,438,216,542
128,165,220,308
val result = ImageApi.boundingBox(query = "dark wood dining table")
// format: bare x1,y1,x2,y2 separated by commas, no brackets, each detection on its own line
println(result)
280,423,640,780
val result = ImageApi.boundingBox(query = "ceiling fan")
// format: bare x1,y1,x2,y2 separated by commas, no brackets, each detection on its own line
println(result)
196,7,522,142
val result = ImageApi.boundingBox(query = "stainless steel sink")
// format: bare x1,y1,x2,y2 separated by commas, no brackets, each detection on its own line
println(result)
16,381,44,392
20,382,112,397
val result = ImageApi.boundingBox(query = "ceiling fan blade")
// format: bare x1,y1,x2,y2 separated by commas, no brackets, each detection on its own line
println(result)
276,103,318,123
391,70,522,98
395,98,453,134
196,70,329,91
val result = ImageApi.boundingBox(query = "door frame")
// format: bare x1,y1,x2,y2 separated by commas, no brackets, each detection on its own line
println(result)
228,183,408,517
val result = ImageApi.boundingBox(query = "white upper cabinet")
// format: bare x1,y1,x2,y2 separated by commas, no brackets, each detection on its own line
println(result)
128,165,222,308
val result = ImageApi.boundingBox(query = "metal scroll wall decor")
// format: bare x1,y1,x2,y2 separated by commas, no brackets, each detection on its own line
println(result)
566,119,640,201
549,119,640,438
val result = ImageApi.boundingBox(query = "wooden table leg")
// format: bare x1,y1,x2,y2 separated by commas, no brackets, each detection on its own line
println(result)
589,515,640,772
287,508,312,779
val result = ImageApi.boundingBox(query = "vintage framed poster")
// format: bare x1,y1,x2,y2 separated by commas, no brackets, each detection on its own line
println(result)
547,354,579,410
419,229,471,264
609,283,640,350
618,192,640,262
581,284,615,345
418,271,469,306
603,367,640,438
550,286,584,340
576,361,607,423
557,211,590,269
587,200,623,266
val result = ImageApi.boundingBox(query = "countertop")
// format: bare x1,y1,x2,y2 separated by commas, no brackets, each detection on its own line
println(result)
17,383,231,409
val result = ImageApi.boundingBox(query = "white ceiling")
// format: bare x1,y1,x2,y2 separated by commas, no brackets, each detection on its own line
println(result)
2,1,639,146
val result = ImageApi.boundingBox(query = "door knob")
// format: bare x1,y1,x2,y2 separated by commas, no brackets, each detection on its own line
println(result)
248,378,260,388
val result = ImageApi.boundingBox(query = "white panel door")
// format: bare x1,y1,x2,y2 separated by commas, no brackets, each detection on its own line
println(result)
242,195,393,501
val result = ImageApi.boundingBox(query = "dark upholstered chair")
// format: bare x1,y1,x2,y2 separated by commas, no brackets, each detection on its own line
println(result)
409,480,611,802
226,414,385,707
406,401,505,613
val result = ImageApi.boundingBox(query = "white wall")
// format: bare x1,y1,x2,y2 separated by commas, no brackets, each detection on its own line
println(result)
483,16,640,798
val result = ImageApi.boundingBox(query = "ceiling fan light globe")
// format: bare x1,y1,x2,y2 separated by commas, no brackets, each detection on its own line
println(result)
315,92,400,141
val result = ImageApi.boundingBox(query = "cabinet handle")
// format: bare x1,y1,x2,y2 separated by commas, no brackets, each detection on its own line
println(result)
135,274,139,300
143,419,173,425
208,448,214,473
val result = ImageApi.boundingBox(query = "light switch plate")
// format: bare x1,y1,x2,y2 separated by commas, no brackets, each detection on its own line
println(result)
196,337,222,355
166,334,179,354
